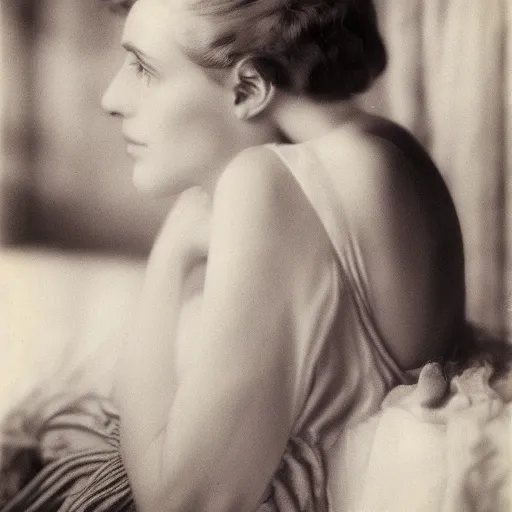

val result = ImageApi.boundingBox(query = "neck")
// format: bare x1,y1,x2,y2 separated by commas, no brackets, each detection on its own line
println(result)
272,94,364,144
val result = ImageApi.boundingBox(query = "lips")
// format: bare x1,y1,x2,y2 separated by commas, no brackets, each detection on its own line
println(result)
123,133,146,158
123,133,146,146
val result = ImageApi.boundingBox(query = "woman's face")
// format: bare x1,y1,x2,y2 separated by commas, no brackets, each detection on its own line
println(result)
102,0,272,196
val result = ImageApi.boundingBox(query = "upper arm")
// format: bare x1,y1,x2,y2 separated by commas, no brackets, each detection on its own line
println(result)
143,147,334,511
185,148,304,416
184,144,334,430
195,145,335,403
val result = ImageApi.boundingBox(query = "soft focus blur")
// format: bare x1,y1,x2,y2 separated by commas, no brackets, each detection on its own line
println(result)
366,0,512,337
0,0,511,344
1,0,169,256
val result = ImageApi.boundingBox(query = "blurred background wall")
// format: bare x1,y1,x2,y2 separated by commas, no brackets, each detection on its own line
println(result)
366,0,512,337
1,0,169,256
1,0,511,334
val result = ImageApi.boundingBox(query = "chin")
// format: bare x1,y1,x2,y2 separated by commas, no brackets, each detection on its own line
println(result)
132,163,190,198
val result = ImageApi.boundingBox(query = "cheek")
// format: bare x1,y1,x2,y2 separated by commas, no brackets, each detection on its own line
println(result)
149,77,233,161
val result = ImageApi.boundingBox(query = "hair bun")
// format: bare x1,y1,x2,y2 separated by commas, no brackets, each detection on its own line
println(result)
297,0,387,99
184,0,387,100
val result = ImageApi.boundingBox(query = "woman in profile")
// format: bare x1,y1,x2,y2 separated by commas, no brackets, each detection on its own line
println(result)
1,0,480,510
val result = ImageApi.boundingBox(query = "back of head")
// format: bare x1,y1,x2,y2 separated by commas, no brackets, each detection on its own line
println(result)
182,0,387,100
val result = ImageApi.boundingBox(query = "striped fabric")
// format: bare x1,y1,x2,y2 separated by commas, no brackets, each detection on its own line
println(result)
0,395,135,512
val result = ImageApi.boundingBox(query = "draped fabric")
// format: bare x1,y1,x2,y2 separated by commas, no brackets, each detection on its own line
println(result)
364,0,512,336
0,395,135,512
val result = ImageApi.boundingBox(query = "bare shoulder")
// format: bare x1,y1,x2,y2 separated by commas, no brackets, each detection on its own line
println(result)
322,119,428,196
212,145,333,276
214,146,289,216
317,117,456,234
215,146,330,246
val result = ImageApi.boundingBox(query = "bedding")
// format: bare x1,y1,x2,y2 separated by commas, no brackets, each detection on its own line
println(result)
0,249,144,508
334,361,512,511
0,249,145,420
1,249,511,511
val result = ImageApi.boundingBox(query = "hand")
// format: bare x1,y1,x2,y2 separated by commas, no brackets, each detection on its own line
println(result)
152,186,212,278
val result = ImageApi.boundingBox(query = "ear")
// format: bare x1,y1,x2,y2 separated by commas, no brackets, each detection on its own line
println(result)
232,58,276,120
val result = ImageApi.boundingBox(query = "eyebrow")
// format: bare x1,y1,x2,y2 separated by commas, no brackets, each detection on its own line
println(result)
122,42,162,76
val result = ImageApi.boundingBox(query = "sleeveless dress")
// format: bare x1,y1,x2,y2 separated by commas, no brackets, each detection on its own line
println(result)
258,141,417,511
1,138,457,511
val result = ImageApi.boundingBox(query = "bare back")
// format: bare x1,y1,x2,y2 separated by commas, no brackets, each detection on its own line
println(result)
308,114,466,370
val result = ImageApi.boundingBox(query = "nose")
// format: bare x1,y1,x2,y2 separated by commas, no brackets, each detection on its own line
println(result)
101,66,132,117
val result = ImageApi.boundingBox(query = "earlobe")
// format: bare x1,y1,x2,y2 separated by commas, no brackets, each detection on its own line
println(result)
232,58,276,120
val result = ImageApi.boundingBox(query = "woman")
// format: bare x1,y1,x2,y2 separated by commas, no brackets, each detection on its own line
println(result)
1,0,476,510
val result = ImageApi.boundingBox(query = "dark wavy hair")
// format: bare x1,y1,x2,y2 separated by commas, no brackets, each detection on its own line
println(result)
102,0,387,100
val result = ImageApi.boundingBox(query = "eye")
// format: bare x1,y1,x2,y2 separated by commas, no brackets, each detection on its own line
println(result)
126,54,153,85
133,61,152,84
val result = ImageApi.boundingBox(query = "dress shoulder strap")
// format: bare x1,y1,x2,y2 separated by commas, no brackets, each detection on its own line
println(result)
265,142,411,385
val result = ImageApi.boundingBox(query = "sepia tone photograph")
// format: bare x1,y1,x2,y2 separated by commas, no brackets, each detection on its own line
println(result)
0,0,511,510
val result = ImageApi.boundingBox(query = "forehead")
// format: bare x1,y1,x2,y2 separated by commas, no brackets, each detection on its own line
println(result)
122,0,190,59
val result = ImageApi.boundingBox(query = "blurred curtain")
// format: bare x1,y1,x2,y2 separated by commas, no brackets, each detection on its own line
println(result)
370,0,511,336
1,1,36,246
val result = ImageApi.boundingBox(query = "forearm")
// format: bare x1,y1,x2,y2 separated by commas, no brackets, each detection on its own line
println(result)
115,190,213,505
114,255,186,484
126,370,288,512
